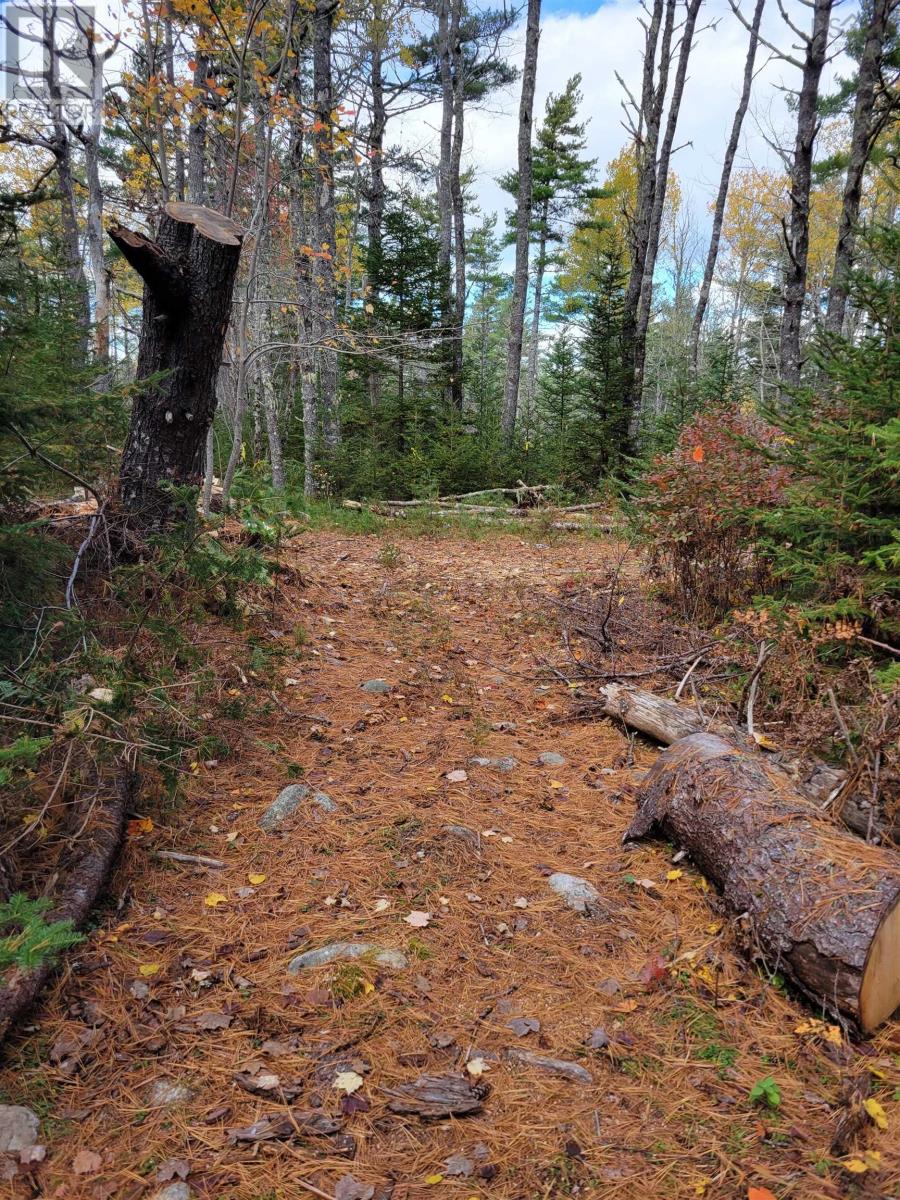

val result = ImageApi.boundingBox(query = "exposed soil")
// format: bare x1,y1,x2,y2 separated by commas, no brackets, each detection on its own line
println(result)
1,528,897,1200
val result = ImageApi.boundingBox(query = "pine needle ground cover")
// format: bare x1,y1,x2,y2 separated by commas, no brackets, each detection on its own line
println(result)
0,528,896,1200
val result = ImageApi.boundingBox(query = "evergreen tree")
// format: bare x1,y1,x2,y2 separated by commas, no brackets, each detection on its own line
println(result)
536,329,580,481
574,245,630,482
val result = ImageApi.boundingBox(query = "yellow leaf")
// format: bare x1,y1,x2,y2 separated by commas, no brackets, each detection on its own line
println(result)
362,980,375,995
693,1183,708,1196
666,869,684,881
441,694,454,704
843,1150,881,1173
611,999,638,1013
752,732,779,751
333,1070,363,1094
248,873,266,885
138,963,160,976
549,780,564,789
706,921,723,934
864,1098,888,1130
823,1024,843,1046
466,1057,488,1077
127,816,154,836
424,1175,444,1185
204,892,227,908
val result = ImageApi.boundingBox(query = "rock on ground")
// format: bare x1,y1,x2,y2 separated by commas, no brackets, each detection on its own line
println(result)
538,751,566,767
151,1185,191,1200
259,783,337,831
0,1105,39,1152
547,872,601,916
361,679,392,694
288,942,408,972
146,1080,194,1107
468,756,518,774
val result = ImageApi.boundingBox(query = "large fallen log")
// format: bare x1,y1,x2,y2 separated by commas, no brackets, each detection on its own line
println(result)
594,682,895,843
625,733,900,1032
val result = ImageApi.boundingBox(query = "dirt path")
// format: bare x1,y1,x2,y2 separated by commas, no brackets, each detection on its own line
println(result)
2,529,897,1199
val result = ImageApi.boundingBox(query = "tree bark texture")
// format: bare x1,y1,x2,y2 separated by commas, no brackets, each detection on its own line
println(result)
625,733,900,1032
500,0,541,446
313,0,341,454
108,203,243,528
366,12,387,414
824,0,893,334
450,25,466,413
690,0,765,370
594,681,898,842
777,0,833,394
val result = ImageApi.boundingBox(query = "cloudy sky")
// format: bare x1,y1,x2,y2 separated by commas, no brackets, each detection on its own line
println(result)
397,0,850,249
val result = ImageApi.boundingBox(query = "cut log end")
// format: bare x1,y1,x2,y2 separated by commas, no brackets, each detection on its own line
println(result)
164,201,243,245
860,892,900,1033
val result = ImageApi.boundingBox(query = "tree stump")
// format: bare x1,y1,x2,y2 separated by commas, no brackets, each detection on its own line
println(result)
108,203,243,529
625,732,900,1032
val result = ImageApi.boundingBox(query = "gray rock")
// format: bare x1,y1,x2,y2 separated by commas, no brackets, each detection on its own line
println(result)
260,784,336,831
468,755,518,774
288,942,407,973
361,679,392,695
443,824,480,850
151,1185,192,1200
491,721,518,732
548,872,601,916
506,1048,592,1084
147,1080,194,1107
538,751,566,767
0,1105,39,1152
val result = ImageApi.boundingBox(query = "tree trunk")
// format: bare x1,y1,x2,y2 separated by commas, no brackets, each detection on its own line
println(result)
824,0,892,334
314,0,341,455
625,733,900,1033
450,23,466,413
108,203,243,528
777,0,833,395
500,0,541,447
623,0,675,436
366,12,387,414
524,220,548,435
83,36,110,362
594,681,897,842
690,0,765,371
187,51,209,204
289,75,320,498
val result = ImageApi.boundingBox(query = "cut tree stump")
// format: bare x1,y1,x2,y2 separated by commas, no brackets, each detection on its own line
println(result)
108,203,243,530
595,682,895,843
625,733,900,1032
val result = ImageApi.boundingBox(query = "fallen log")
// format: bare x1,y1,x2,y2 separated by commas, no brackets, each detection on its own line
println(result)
594,682,895,843
624,733,900,1032
0,771,133,1045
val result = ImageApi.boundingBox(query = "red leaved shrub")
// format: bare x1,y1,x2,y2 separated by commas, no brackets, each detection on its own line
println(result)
639,408,790,622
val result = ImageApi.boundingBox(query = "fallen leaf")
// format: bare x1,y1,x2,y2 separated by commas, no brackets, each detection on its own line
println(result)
424,1174,444,1185
844,1149,881,1173
864,1097,888,1130
639,955,669,990
138,963,160,977
195,1011,232,1030
508,1017,540,1037
466,1057,489,1077
72,1150,102,1175
156,1159,190,1182
610,999,638,1013
88,687,114,704
747,1189,775,1200
373,898,390,912
446,770,468,783
127,817,154,836
691,444,705,463
404,911,431,928
204,892,227,908
334,1174,375,1200
666,869,684,881
19,1145,46,1165
248,873,266,885
333,1070,364,1094
513,897,528,909
444,1153,474,1178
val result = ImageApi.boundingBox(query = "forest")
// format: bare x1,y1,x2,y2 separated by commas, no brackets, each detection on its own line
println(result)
0,0,899,1196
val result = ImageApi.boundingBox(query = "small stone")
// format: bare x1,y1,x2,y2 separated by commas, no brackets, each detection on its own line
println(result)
0,1106,39,1152
538,751,566,767
287,942,407,973
548,872,601,916
490,721,517,732
443,824,480,849
468,755,518,774
147,1080,194,1107
259,784,336,831
151,1185,191,1200
361,679,392,694
445,770,468,783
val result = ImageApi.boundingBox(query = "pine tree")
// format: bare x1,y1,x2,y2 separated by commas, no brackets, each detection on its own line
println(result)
575,245,630,482
537,330,580,480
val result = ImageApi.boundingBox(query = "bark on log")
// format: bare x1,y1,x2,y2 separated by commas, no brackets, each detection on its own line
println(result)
109,203,243,529
594,682,896,843
0,772,133,1045
625,733,900,1032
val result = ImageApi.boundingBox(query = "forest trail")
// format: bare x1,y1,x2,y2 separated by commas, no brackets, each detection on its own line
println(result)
2,528,897,1200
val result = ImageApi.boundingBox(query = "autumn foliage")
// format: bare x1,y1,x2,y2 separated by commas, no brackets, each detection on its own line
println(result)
639,407,789,620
